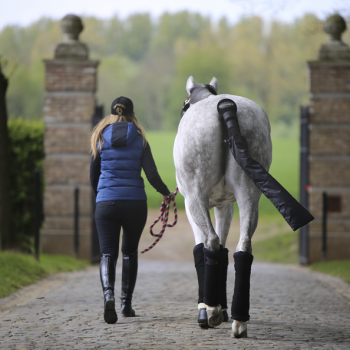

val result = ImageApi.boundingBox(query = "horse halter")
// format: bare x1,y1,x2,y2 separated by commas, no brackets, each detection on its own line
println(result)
180,84,217,117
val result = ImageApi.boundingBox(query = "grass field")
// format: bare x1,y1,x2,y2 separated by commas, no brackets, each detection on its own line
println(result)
0,253,89,298
144,131,299,219
253,231,299,264
310,260,350,284
251,233,350,285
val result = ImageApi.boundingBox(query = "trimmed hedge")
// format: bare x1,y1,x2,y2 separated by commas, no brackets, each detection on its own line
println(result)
4,118,45,249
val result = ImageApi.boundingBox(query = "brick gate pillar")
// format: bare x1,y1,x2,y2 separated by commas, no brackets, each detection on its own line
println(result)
42,15,99,259
307,14,350,263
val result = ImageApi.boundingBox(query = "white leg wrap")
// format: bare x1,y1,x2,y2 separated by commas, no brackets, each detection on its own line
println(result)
198,303,207,310
231,320,248,338
206,304,224,327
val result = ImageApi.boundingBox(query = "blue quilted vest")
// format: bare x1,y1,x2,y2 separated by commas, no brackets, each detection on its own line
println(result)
96,121,146,202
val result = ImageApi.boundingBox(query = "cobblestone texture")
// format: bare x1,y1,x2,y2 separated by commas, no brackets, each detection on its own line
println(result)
1,261,350,349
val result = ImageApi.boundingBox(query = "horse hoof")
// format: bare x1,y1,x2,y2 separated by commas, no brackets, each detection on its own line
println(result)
231,320,247,338
198,308,208,327
232,329,247,338
207,305,224,327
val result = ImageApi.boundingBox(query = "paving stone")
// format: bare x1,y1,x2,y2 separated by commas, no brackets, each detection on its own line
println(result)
0,261,350,349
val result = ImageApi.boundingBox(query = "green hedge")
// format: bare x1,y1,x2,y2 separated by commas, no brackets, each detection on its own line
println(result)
4,118,45,249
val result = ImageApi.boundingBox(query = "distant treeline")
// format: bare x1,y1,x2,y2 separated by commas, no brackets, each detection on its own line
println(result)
1,12,349,133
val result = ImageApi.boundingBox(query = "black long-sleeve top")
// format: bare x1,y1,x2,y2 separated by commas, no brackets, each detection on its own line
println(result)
90,142,170,198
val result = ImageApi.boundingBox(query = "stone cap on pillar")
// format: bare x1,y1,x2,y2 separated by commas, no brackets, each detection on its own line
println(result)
319,14,350,61
54,14,89,60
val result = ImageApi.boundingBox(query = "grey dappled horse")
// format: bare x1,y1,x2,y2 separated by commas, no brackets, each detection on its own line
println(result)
173,76,272,337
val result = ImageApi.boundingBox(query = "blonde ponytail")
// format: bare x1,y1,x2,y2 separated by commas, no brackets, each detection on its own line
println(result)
90,114,147,160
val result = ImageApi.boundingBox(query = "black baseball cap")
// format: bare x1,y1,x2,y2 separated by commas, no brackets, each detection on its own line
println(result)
111,96,134,116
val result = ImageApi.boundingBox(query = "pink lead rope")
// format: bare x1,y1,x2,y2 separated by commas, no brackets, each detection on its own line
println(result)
141,187,179,254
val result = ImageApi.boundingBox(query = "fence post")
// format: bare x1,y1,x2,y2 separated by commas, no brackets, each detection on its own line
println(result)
74,187,79,258
299,106,310,265
34,169,41,261
322,192,327,261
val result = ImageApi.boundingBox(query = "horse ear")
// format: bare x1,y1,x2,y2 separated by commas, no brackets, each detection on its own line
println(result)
186,76,195,94
209,77,218,93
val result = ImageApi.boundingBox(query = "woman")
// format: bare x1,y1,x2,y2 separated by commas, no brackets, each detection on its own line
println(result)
90,96,174,324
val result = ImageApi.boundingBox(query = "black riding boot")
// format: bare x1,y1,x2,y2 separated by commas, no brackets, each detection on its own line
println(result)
231,251,254,322
120,251,138,317
100,253,118,324
220,247,229,322
193,244,207,326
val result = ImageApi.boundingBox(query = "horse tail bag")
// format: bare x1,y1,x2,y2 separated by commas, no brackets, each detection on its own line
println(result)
217,99,314,231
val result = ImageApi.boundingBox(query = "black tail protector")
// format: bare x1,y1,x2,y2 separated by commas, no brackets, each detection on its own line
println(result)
217,99,314,231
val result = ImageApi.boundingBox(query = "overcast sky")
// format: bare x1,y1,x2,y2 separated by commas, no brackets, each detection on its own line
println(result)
1,0,349,30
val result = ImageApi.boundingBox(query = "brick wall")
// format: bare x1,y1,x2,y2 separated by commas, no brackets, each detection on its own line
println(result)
308,62,350,93
45,156,91,185
309,128,350,155
42,58,99,260
307,61,350,263
44,124,91,154
309,97,350,123
44,61,98,92
309,160,350,187
44,186,92,216
44,93,96,123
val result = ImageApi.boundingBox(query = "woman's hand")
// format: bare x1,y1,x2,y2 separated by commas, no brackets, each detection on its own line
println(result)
162,192,175,202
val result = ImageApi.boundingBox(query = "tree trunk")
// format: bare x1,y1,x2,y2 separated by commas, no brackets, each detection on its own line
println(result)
0,65,11,249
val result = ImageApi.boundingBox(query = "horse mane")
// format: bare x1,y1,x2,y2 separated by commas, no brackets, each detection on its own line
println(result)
181,82,219,117
188,84,217,99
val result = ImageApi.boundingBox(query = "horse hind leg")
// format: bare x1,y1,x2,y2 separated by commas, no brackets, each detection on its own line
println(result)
233,197,258,338
214,203,234,322
186,199,208,327
186,196,223,327
186,195,220,251
203,248,224,327
231,251,254,338
226,177,260,338
214,203,233,248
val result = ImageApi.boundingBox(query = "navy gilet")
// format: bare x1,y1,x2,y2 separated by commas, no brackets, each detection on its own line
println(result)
96,121,146,202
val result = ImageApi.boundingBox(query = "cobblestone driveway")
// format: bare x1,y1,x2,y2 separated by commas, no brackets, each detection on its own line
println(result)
1,259,350,349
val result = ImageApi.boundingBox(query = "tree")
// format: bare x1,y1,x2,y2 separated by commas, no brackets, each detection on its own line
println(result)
164,36,232,129
0,59,12,249
150,11,210,55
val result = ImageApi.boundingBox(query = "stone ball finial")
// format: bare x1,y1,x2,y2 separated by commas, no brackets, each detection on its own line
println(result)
323,14,347,43
61,14,84,42
55,14,88,60
318,13,350,60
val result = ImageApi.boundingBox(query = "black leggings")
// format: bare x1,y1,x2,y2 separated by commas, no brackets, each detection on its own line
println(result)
95,200,148,259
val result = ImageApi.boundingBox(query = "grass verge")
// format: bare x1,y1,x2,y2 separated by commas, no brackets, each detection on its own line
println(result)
253,230,298,264
252,231,350,285
309,260,350,284
0,252,89,299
